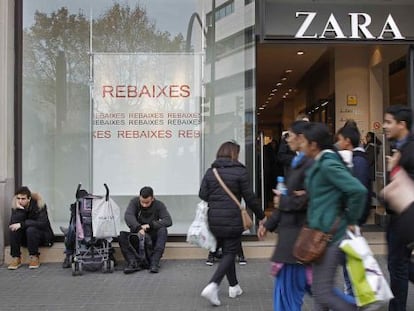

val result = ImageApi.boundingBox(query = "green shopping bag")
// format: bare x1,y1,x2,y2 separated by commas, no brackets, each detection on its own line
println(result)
340,228,393,307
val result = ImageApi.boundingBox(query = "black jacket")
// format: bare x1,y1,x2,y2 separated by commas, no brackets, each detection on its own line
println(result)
264,156,313,263
10,193,55,246
386,135,414,215
124,198,172,233
199,158,265,238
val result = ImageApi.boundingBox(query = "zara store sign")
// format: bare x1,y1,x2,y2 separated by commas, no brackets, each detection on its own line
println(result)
295,12,404,40
263,2,414,42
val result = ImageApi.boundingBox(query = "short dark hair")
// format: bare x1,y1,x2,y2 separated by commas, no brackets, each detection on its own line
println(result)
337,126,360,148
386,105,412,131
139,186,154,198
15,186,31,198
289,120,309,135
216,141,240,161
302,122,334,150
344,119,358,129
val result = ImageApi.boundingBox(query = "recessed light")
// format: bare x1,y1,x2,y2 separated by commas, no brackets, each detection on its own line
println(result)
285,69,293,73
281,77,287,81
276,82,283,86
297,50,304,55
259,107,265,110
272,88,278,92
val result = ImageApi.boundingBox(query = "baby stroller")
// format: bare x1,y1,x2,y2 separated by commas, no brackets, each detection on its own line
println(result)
71,183,120,276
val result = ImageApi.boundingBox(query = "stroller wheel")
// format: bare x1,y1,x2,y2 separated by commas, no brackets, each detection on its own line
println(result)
109,260,115,273
72,261,83,276
102,260,114,273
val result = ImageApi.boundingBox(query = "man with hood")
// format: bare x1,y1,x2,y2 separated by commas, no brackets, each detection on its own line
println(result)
8,186,55,270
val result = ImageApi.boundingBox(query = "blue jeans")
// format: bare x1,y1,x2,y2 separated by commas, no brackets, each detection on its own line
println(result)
387,217,412,311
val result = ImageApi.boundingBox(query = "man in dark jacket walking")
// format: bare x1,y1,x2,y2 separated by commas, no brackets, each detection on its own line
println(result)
119,186,172,274
8,186,55,270
382,105,414,311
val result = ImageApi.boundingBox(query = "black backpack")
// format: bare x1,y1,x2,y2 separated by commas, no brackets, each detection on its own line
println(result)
128,233,153,269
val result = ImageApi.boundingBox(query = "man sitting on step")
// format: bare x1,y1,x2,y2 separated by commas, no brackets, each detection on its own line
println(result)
119,186,172,274
8,186,55,270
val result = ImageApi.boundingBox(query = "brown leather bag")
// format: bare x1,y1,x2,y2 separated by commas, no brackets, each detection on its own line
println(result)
293,217,341,264
292,227,332,264
213,168,253,230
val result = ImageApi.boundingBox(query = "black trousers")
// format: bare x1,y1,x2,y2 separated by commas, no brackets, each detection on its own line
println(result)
119,227,168,265
209,236,241,287
9,227,47,257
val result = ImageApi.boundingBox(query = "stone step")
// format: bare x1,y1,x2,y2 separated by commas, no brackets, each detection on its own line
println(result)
3,230,387,265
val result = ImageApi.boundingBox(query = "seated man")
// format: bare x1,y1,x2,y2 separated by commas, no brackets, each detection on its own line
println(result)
8,186,55,270
119,186,172,274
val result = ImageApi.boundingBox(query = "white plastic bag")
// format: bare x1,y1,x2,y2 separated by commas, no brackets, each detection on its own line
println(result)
340,228,393,307
92,196,121,239
186,200,217,252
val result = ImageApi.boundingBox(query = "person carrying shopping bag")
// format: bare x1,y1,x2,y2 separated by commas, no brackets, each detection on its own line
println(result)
258,120,313,311
301,122,367,311
199,140,266,306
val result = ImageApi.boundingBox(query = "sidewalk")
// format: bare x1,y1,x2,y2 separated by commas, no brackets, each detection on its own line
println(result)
1,256,413,311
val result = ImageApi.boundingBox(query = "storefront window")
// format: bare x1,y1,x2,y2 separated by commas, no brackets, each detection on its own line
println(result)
21,0,256,234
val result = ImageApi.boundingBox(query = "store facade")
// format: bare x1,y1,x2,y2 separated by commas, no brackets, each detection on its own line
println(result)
1,0,414,262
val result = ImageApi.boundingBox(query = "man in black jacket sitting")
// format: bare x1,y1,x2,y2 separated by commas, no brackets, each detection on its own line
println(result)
8,186,55,270
119,186,172,274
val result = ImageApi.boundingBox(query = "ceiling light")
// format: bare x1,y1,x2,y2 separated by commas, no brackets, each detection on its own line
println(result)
281,77,287,81
285,69,293,73
288,88,293,92
282,95,287,98
270,93,275,96
276,82,283,86
272,88,278,92
297,50,304,55
259,107,265,110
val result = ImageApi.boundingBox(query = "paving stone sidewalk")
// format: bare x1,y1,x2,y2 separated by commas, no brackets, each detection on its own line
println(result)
0,256,413,311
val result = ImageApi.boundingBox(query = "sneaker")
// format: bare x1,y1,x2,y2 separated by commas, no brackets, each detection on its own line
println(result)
201,282,221,306
7,257,22,270
205,253,215,266
62,255,71,269
29,255,40,269
229,284,243,298
123,261,141,274
238,256,247,265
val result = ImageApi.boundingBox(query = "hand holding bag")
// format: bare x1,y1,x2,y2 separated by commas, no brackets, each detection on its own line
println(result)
213,168,253,230
293,217,341,264
186,200,217,252
340,227,393,307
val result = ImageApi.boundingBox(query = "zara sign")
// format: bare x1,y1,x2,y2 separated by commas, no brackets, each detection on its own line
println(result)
295,12,405,40
262,2,414,42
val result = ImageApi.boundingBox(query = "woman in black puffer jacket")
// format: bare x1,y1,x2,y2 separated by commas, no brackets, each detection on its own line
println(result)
199,141,265,306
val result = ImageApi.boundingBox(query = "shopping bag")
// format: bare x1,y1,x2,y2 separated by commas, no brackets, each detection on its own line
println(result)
92,196,121,239
186,200,217,252
340,228,393,307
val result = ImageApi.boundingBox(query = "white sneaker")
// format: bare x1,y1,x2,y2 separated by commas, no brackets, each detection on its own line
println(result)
201,282,221,306
229,284,243,298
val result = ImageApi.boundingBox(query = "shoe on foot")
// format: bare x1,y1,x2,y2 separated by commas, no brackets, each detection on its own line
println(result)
62,255,71,269
205,253,215,266
29,255,40,269
201,282,221,306
229,284,243,298
8,257,22,270
123,261,141,274
238,256,247,265
149,264,159,273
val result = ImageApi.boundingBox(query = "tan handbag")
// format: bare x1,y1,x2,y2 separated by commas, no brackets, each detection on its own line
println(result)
293,217,341,264
213,168,253,230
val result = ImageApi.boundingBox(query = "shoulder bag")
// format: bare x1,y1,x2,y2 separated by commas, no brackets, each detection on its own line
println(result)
212,168,253,230
293,217,341,264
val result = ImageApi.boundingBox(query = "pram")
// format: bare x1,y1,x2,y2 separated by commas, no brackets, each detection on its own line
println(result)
70,183,120,276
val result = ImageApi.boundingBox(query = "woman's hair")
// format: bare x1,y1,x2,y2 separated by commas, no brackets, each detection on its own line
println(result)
289,120,309,135
216,141,240,161
302,122,334,150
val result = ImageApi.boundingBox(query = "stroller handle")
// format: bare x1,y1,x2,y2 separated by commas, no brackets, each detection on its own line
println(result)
104,183,109,201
